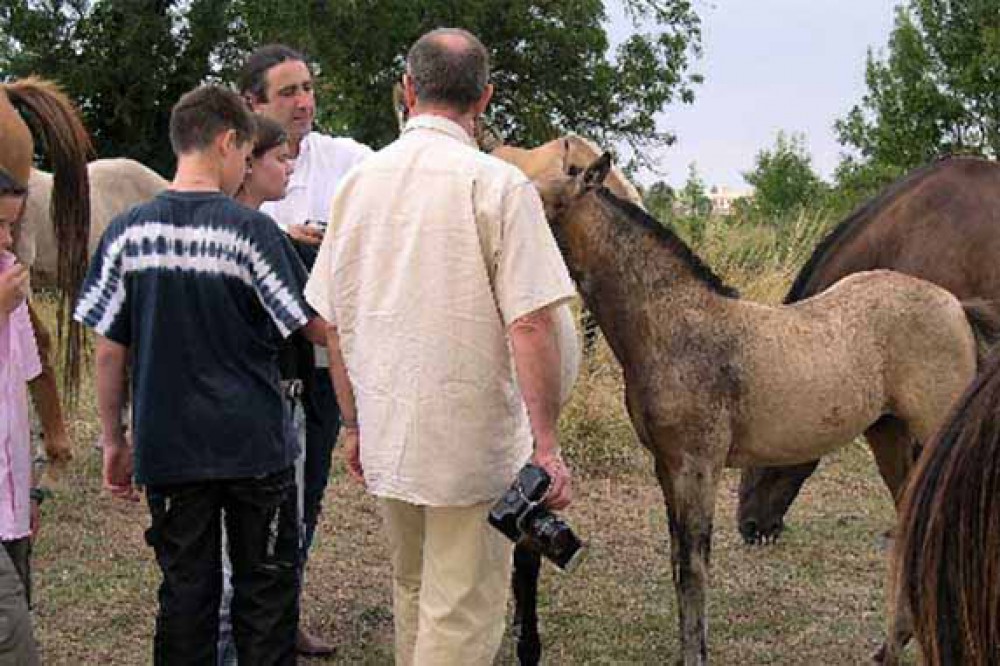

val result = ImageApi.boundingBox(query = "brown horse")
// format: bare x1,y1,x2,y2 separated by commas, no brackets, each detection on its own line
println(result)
1,77,91,463
533,153,976,665
887,350,1000,666
739,156,1000,545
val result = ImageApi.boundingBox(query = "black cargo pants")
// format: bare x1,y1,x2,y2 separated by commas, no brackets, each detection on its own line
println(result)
145,466,300,665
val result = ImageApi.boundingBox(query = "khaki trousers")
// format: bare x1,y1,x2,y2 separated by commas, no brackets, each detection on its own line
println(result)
379,498,512,666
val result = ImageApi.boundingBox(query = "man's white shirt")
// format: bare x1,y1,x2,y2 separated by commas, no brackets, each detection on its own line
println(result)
261,131,372,232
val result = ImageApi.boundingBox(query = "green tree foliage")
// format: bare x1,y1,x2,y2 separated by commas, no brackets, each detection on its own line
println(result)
643,180,675,219
834,1,1000,199
741,131,826,223
1,0,702,174
3,0,236,175
679,162,711,217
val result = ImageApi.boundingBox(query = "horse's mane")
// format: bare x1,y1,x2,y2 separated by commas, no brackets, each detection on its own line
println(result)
595,187,739,298
784,156,990,304
896,349,1000,665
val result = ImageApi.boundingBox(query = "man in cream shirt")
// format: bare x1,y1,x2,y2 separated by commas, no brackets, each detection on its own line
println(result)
306,28,576,666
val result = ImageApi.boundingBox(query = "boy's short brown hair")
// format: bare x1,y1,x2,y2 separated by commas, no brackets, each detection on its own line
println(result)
169,85,256,156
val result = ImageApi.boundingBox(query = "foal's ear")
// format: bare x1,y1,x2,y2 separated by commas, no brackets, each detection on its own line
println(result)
581,152,612,191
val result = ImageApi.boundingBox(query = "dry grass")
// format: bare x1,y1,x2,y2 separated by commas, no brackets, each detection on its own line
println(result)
30,211,921,663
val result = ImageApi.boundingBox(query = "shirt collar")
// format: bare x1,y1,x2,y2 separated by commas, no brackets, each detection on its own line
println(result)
293,132,313,162
403,115,477,148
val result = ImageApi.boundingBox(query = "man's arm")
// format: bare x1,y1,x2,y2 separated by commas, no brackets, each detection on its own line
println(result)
509,305,572,510
325,324,363,483
95,335,136,501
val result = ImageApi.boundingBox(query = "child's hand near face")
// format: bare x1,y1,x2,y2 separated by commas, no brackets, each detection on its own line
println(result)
0,261,29,314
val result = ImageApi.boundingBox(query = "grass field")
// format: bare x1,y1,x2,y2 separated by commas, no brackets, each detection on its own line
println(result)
30,211,921,664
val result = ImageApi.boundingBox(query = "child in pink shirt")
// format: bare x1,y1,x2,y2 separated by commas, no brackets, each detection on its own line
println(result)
0,183,41,664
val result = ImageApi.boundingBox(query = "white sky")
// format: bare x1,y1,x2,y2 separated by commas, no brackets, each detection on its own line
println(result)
607,1,899,189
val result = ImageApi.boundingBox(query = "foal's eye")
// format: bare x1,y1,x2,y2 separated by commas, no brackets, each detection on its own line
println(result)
567,166,582,176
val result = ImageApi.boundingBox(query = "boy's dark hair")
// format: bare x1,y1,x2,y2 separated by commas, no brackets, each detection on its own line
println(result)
406,28,490,111
252,114,288,158
169,85,257,156
0,170,27,197
239,44,309,103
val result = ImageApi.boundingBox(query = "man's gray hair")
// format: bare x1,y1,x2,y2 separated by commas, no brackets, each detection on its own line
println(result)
406,28,490,110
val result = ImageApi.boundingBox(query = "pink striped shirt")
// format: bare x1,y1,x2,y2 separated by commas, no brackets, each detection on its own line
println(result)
0,251,40,540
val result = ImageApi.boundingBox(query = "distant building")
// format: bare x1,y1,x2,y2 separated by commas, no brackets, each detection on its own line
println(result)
708,185,753,216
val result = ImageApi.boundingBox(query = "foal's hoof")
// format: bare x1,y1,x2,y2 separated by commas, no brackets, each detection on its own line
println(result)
871,641,898,665
44,438,73,466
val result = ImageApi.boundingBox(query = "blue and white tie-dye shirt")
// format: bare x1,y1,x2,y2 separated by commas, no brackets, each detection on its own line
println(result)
74,190,313,486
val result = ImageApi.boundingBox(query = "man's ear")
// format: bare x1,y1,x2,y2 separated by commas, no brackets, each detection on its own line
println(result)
402,74,419,112
581,152,612,192
472,83,493,116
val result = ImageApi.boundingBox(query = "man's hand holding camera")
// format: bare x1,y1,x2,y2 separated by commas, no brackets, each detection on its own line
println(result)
533,445,571,510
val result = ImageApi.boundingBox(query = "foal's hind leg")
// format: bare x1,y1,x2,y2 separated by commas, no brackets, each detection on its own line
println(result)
511,542,542,666
864,416,916,664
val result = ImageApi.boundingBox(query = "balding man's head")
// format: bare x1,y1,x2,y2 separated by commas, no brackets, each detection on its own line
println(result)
406,28,490,112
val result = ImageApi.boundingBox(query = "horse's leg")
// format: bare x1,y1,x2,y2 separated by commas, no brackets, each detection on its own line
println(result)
864,416,917,505
865,416,916,665
655,449,722,666
511,541,542,666
26,302,72,466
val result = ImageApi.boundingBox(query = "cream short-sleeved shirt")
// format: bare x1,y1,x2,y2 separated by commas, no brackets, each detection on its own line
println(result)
305,115,576,506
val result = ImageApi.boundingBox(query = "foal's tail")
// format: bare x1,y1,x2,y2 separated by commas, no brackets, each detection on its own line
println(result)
962,299,1000,364
3,76,92,403
894,349,1000,666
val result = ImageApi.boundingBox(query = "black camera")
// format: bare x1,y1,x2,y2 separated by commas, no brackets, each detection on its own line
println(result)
488,464,585,571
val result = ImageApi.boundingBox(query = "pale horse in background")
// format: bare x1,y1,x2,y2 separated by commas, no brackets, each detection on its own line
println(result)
19,158,168,286
16,158,166,460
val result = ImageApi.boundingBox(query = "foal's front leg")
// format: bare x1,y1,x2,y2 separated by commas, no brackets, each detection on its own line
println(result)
656,453,723,666
512,541,542,666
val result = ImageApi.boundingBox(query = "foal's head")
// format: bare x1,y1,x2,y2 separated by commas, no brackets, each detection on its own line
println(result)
532,151,613,232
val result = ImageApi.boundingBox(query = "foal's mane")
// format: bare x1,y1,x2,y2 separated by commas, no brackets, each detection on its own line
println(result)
595,188,739,298
785,156,988,304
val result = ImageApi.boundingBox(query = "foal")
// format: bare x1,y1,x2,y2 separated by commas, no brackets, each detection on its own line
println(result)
532,153,976,664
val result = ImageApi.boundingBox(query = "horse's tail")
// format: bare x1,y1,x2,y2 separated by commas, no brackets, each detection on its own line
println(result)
3,76,92,403
962,298,1000,363
893,349,1000,666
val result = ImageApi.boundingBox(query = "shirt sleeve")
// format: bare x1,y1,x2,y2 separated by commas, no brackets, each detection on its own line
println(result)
250,218,315,338
73,217,132,345
493,181,577,326
304,225,336,326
